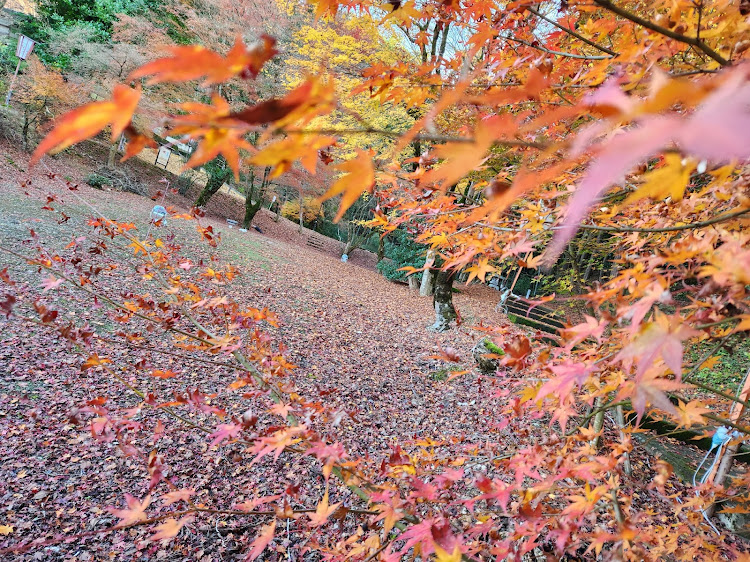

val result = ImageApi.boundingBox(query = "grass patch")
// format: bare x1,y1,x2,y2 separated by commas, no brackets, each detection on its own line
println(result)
429,365,464,382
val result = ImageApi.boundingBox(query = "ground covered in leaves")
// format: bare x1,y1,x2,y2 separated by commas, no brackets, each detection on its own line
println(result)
0,141,717,560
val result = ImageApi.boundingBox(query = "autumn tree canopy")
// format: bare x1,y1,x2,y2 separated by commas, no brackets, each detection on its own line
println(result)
4,0,750,560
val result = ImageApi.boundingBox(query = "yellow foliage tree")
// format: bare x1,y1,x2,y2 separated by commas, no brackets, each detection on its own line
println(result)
281,196,323,224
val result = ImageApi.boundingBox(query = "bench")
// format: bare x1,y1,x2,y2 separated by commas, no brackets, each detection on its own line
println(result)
501,294,566,336
306,235,327,250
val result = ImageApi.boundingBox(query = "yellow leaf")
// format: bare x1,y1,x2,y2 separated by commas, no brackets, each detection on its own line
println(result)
0,525,13,535
434,545,462,562
127,240,148,256
318,150,375,222
626,154,695,204
250,135,335,178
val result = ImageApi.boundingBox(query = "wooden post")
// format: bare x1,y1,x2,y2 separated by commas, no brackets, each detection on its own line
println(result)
704,366,750,517
508,252,531,294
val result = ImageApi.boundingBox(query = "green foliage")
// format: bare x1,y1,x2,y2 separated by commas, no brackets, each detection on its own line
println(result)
17,0,158,66
86,173,110,189
0,43,17,75
428,365,463,382
482,339,505,356
38,0,155,32
377,228,424,282
686,336,750,391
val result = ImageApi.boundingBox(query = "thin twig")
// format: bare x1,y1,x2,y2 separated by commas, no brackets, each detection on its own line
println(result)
527,7,619,56
593,0,729,66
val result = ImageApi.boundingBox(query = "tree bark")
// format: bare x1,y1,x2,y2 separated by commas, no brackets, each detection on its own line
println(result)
408,275,419,291
195,169,230,208
22,108,30,151
420,250,436,296
243,169,260,229
377,236,385,263
107,136,120,169
430,269,456,332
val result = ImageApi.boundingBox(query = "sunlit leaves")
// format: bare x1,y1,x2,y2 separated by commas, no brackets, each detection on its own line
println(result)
626,154,695,204
232,78,335,128
250,135,336,178
318,150,376,222
168,94,253,177
31,84,140,165
130,36,277,85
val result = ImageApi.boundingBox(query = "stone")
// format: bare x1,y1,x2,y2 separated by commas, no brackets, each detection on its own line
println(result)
472,338,504,374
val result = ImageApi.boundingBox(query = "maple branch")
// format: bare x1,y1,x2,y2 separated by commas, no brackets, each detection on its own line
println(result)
593,0,729,66
502,35,613,60
282,128,548,150
526,7,619,57
574,208,750,234
0,504,379,556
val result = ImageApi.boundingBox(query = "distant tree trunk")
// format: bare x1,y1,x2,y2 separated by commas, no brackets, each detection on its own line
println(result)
243,169,259,229
195,155,231,208
408,275,419,291
22,108,30,151
107,137,120,168
195,170,230,208
420,250,436,296
431,269,456,332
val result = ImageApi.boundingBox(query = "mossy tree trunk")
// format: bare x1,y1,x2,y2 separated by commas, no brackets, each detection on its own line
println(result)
242,167,270,229
195,155,231,208
431,269,456,331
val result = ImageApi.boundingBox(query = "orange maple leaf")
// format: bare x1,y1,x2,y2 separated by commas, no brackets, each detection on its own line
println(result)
168,94,253,178
161,489,194,506
121,127,157,162
149,515,194,543
318,150,375,222
130,36,276,85
81,354,111,371
308,487,341,527
232,78,334,129
107,494,151,527
310,0,340,20
246,519,276,561
31,84,140,165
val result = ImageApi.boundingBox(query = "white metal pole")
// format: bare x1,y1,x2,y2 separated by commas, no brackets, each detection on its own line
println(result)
4,58,21,106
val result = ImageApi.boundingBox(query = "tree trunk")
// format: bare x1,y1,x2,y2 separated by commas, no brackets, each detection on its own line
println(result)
243,169,260,229
420,250,436,296
377,236,385,263
298,197,304,233
430,270,456,332
408,275,419,291
107,137,119,169
22,108,30,151
195,170,229,208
